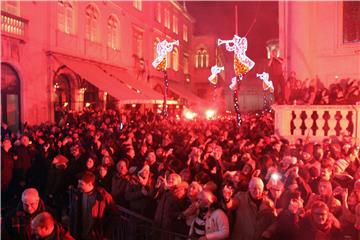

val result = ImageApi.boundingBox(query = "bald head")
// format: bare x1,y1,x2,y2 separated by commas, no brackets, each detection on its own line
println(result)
22,188,40,215
249,177,264,199
31,212,55,238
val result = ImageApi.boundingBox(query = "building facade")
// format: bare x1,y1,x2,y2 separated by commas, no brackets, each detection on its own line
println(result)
278,1,360,85
1,0,207,130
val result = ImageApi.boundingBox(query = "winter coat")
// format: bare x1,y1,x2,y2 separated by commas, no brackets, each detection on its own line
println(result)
1,147,14,191
298,213,341,240
111,173,130,207
154,189,187,232
189,208,230,240
68,186,114,240
231,191,276,240
3,199,46,240
14,145,33,182
124,176,155,218
272,209,301,240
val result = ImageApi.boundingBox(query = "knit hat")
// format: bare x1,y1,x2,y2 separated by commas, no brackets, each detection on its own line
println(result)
335,159,349,172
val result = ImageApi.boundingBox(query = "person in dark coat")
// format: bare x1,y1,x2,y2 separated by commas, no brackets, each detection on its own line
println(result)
111,159,130,207
3,188,47,240
68,171,115,240
31,211,74,240
154,173,187,233
267,196,304,239
299,200,341,240
96,165,112,193
2,138,14,206
125,164,155,218
13,135,33,189
44,154,69,220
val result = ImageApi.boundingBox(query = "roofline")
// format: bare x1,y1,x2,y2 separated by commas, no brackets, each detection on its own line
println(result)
170,0,196,24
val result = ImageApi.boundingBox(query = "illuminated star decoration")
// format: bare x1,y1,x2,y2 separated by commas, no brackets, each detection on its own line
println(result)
256,72,274,111
218,35,255,126
208,65,224,85
152,39,179,117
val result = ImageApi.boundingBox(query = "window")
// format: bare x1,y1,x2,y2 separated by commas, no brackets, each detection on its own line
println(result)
153,37,160,59
343,1,360,43
133,30,143,58
183,54,189,74
183,24,188,42
172,47,179,71
164,8,170,29
58,0,74,34
195,48,209,68
1,63,21,131
172,15,178,34
107,15,119,49
85,4,99,42
166,51,171,69
133,0,142,11
1,1,20,16
155,3,161,23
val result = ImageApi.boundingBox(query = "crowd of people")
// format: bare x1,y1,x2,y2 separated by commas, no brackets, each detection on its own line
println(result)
1,106,360,240
280,75,360,105
267,49,360,105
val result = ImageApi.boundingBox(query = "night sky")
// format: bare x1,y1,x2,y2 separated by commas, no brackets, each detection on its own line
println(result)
186,1,278,61
186,1,279,108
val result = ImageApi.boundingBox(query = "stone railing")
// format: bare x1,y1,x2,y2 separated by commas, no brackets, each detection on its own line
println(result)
272,105,360,144
1,11,28,41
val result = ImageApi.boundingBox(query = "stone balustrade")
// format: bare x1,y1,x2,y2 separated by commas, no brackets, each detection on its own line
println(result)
1,11,28,41
272,104,360,144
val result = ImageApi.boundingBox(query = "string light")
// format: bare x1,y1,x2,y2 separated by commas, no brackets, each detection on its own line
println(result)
163,70,169,117
152,39,179,118
233,75,242,126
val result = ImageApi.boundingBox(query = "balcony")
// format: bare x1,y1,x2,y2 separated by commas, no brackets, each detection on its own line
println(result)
273,105,360,144
1,11,28,42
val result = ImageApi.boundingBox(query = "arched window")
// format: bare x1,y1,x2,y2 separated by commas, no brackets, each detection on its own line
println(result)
195,48,209,68
172,47,179,71
85,4,99,42
153,37,160,60
58,0,74,34
166,51,171,69
107,15,119,49
133,29,143,58
1,63,21,131
53,74,72,109
1,0,20,16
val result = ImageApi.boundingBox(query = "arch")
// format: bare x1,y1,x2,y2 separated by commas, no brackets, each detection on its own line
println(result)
52,65,79,121
85,3,100,42
172,46,179,71
195,47,209,68
57,0,75,34
1,63,21,131
107,14,120,49
153,37,161,60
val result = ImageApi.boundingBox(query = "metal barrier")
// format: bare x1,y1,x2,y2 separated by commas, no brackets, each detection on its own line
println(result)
112,205,190,240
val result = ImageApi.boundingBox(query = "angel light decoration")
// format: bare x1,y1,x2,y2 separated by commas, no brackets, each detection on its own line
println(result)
256,72,274,92
208,65,224,85
152,39,179,72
